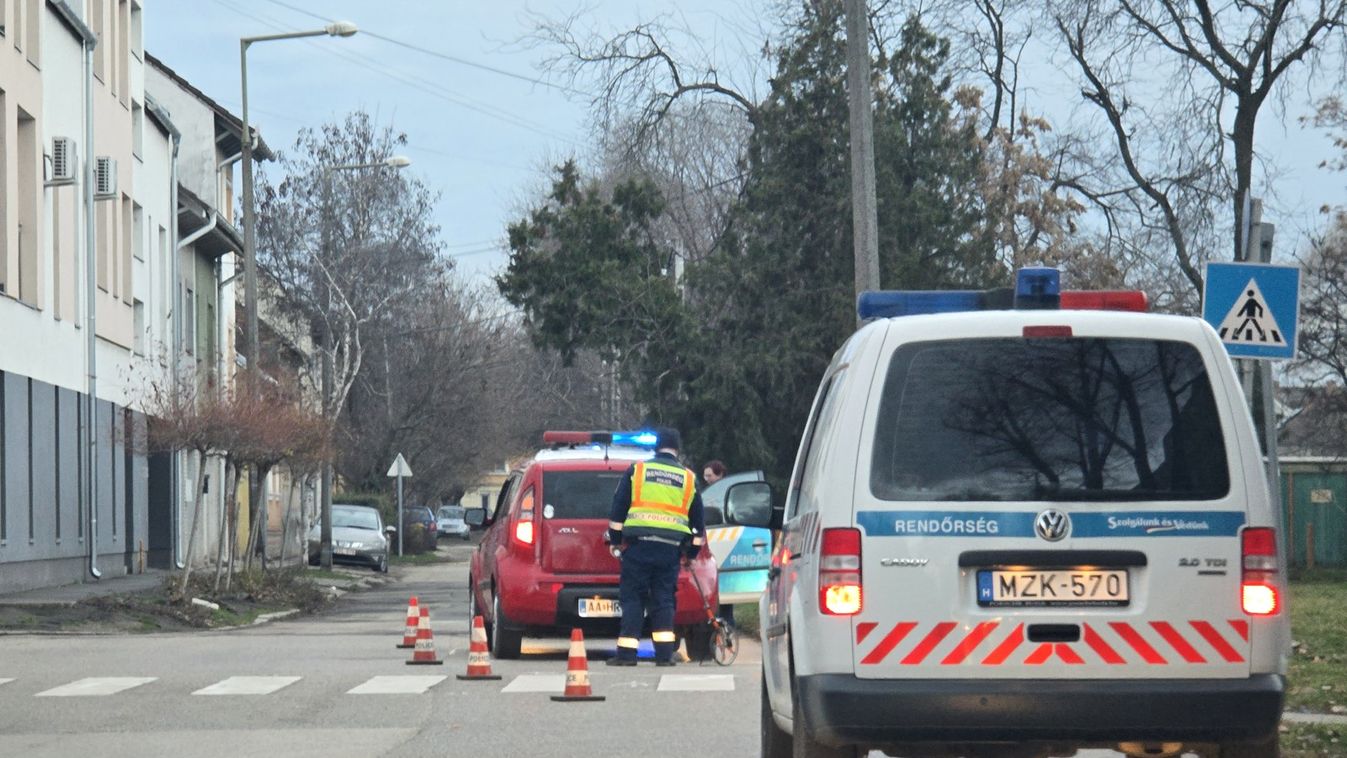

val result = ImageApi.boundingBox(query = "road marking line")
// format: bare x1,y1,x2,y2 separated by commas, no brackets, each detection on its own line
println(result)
36,677,157,697
657,675,735,692
501,674,566,693
346,675,446,695
0,678,13,687
192,676,301,696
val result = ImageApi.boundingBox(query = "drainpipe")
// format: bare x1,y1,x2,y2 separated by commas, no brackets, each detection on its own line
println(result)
148,95,185,570
82,15,100,579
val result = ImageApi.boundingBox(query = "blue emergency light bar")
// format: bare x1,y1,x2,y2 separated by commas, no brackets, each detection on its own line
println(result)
858,267,1147,320
542,430,658,448
610,431,658,448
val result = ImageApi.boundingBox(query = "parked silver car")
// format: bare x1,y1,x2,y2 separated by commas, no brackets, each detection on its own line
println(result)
307,503,393,573
436,505,471,540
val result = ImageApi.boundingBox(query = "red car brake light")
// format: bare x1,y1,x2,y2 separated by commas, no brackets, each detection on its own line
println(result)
513,490,536,548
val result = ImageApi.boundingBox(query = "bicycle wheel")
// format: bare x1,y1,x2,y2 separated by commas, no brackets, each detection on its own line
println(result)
712,620,738,666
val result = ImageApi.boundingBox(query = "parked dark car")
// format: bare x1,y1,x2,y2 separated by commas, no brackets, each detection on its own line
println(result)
401,505,438,551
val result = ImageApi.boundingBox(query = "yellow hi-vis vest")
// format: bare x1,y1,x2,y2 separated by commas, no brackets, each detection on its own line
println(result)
624,460,695,536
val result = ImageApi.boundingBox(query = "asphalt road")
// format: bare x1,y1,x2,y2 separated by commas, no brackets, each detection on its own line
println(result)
0,549,1142,757
0,554,757,758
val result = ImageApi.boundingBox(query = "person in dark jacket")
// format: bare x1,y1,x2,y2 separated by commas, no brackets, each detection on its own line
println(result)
605,427,705,666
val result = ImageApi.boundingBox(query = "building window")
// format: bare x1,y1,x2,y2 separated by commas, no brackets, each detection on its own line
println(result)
132,203,143,260
16,107,38,306
0,374,6,544
130,1,141,59
117,0,129,105
133,299,144,355
0,88,6,295
121,195,131,300
23,0,37,66
183,286,196,355
96,201,110,291
91,0,104,81
131,101,143,159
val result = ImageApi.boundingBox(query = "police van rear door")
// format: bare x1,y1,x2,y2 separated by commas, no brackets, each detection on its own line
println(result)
852,317,1252,681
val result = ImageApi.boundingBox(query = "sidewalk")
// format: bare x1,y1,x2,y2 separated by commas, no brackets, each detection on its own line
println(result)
0,569,169,608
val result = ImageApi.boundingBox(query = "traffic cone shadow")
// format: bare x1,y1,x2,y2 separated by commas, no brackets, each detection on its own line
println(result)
397,596,419,649
406,606,443,666
551,628,605,702
456,614,502,680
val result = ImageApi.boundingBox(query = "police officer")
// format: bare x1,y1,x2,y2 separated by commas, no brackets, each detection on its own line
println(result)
605,427,705,666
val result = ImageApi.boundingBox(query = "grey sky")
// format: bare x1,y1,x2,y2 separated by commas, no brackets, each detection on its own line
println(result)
145,0,765,286
146,1,1345,291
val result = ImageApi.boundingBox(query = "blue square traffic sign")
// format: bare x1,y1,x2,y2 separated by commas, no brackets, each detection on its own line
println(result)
1202,262,1301,360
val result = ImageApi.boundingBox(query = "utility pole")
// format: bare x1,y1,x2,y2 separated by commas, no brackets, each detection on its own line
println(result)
845,0,881,324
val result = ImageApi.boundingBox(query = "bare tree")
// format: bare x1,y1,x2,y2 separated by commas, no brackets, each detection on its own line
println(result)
1047,0,1346,293
256,111,445,436
142,377,228,597
531,10,762,149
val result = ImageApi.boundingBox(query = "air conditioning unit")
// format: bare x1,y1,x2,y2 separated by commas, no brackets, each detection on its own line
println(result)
95,156,117,198
50,137,76,183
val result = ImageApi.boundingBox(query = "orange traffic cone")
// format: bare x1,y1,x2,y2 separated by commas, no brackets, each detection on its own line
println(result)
456,615,502,680
397,596,419,649
405,607,443,666
551,628,605,702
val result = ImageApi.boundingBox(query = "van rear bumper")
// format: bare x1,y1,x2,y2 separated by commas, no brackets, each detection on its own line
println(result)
795,674,1284,746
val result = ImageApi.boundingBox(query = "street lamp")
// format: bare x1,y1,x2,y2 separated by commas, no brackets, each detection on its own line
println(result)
239,21,358,373
316,156,411,570
237,23,355,570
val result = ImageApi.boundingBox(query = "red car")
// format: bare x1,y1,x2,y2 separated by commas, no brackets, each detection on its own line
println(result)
466,433,719,659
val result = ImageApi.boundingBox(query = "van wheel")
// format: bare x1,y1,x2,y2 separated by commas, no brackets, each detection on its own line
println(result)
1218,736,1279,758
792,683,857,758
761,672,792,758
491,593,522,660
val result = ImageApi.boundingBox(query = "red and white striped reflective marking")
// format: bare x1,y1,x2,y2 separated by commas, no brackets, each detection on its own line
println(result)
856,619,1249,666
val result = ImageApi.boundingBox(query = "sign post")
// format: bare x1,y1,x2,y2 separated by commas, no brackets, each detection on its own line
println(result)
1202,259,1300,565
387,453,413,557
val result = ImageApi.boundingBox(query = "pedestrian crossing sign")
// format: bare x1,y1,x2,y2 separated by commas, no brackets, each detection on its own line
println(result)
1202,262,1300,360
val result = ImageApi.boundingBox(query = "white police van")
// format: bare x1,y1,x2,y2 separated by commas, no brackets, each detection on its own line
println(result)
721,269,1290,758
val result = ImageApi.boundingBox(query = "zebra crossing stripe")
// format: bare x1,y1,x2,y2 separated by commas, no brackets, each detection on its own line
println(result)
36,677,157,697
346,675,445,695
192,676,301,696
501,674,566,693
656,675,735,692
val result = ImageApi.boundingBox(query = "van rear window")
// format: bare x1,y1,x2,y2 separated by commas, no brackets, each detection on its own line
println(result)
870,338,1229,502
542,471,625,519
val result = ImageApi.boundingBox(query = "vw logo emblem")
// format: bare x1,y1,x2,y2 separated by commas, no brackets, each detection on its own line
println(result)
1035,510,1071,542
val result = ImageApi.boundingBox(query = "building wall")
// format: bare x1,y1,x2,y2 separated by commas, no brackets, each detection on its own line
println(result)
0,1,169,592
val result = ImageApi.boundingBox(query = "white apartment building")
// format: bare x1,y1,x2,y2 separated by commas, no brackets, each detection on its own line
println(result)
0,1,262,592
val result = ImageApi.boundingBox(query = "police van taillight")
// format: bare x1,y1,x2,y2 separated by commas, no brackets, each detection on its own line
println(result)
819,528,862,616
1241,527,1280,616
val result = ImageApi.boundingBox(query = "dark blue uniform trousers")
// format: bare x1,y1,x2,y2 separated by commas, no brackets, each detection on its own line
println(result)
616,539,681,662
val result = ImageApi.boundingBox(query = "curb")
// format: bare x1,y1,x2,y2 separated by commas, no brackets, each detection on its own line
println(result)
250,609,301,626
1284,711,1347,726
